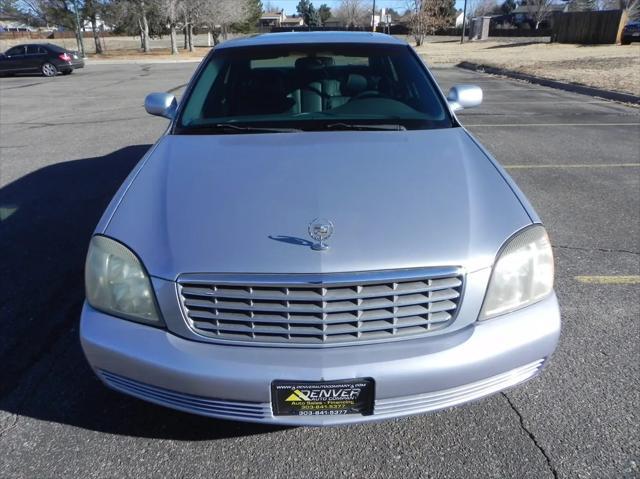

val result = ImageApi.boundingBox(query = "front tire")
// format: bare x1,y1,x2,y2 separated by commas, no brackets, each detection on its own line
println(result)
41,62,57,77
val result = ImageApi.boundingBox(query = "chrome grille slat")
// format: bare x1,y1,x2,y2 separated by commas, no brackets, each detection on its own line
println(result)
178,268,464,347
183,293,459,314
186,306,453,325
180,277,462,302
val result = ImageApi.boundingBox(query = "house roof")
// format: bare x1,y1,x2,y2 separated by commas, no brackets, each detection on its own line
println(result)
217,32,406,50
260,11,284,19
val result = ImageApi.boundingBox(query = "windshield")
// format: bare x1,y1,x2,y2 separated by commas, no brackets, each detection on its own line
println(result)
175,43,453,134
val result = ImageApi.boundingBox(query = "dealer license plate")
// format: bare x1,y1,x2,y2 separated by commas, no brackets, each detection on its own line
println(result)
272,379,374,416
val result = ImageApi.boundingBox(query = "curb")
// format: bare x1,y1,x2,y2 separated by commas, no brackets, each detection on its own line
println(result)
84,58,203,65
456,61,640,105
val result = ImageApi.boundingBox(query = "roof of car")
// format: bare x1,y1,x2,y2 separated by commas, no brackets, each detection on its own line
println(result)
216,32,406,50
8,42,61,49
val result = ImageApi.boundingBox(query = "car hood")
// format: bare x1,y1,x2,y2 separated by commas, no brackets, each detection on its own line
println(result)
104,128,532,279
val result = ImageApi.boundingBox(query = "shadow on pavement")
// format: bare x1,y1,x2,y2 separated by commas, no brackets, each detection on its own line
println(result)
0,145,282,440
485,41,547,49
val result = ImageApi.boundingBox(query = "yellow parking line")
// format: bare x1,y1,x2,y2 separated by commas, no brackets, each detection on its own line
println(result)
505,163,640,169
575,275,640,284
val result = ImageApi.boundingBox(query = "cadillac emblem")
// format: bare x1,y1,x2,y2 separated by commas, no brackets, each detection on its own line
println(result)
308,218,334,251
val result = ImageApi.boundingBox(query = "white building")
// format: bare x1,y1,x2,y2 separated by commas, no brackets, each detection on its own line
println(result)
455,12,469,28
82,15,113,32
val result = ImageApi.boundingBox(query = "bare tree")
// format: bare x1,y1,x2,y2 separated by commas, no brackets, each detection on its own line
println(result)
200,0,247,46
472,0,497,16
262,0,281,12
406,0,454,46
135,0,151,51
180,0,203,51
84,0,104,53
521,0,554,28
334,0,370,27
158,0,181,54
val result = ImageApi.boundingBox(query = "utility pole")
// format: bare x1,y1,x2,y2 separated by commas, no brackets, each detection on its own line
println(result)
460,0,468,44
372,0,376,32
73,0,85,57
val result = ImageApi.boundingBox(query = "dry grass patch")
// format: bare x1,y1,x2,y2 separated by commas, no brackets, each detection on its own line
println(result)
416,41,640,96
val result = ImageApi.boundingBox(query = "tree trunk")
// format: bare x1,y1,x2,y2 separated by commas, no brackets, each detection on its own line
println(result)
183,21,188,49
170,24,178,55
140,0,150,53
188,24,194,52
207,30,212,47
138,20,144,48
90,15,103,54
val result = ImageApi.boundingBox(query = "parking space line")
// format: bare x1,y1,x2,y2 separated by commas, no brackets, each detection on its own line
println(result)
575,276,640,284
504,163,640,169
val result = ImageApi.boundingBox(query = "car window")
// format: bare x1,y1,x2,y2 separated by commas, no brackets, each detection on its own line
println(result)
46,44,66,53
26,45,42,55
177,43,453,134
6,46,25,56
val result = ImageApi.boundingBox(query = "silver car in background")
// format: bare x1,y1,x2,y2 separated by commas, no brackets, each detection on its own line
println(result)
80,32,560,425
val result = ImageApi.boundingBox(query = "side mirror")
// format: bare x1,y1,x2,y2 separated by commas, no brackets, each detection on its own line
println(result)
145,92,177,119
447,85,483,112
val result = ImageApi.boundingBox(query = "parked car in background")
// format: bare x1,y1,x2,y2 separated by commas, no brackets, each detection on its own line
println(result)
80,32,560,426
621,20,640,45
0,43,84,77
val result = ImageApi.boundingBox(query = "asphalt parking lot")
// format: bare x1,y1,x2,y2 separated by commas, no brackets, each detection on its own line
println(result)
0,62,638,479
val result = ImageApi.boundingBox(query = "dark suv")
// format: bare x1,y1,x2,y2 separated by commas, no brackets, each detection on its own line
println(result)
0,43,84,77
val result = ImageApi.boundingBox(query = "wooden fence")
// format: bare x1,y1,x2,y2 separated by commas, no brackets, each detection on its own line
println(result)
553,9,623,44
489,27,552,37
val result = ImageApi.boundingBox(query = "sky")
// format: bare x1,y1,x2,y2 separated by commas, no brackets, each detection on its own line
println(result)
273,0,466,16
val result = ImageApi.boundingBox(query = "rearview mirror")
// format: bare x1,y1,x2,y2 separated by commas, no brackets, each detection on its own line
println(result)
145,92,178,119
447,85,483,112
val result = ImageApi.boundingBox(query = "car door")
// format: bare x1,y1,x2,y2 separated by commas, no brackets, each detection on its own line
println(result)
0,46,26,73
25,45,47,71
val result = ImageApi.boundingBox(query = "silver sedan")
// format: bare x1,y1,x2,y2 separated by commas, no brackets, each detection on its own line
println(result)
80,32,560,425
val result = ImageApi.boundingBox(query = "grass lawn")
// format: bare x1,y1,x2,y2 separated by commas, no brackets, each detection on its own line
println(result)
414,39,640,96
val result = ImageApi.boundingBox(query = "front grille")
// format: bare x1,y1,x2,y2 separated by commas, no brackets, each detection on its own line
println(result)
178,268,464,347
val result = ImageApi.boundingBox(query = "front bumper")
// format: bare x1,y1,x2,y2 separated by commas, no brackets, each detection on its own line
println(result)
80,293,560,426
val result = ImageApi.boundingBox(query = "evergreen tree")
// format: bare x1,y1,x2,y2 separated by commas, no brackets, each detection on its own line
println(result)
318,3,331,24
236,0,263,32
501,0,516,14
297,0,321,25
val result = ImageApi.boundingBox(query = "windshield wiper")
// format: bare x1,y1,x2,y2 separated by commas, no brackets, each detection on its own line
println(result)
211,124,302,134
324,123,407,131
183,123,302,134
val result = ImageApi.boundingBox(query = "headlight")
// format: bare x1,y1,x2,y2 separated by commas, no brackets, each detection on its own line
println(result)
85,235,163,325
479,225,554,320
